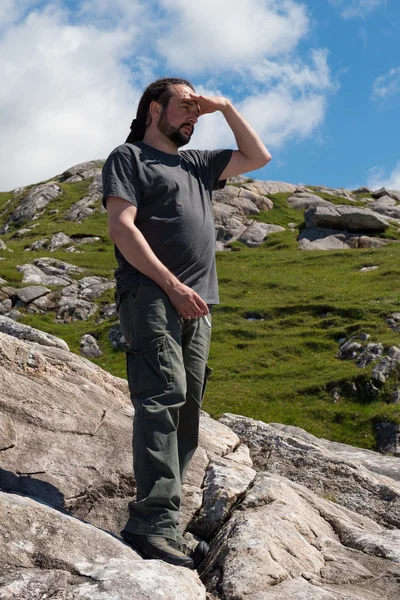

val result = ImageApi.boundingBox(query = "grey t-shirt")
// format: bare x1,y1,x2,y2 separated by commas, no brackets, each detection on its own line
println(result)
102,142,232,304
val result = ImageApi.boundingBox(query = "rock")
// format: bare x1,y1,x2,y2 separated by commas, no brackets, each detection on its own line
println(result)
242,181,297,195
0,492,206,600
98,303,117,321
28,237,49,251
375,421,400,456
57,297,98,322
60,160,103,182
298,228,387,251
353,186,372,195
391,388,400,404
372,187,400,202
0,238,6,250
81,334,103,358
219,414,400,527
108,322,129,351
0,316,69,350
28,293,58,314
0,299,12,315
360,265,378,272
6,182,61,226
0,413,16,450
48,232,74,251
386,313,400,333
367,196,400,220
305,205,390,232
192,452,256,539
61,276,115,302
371,356,398,386
338,340,362,360
75,236,101,245
15,286,50,304
5,309,22,321
237,222,285,247
200,472,400,600
213,186,259,215
199,411,240,457
312,185,356,200
215,241,226,251
64,174,104,221
17,258,83,286
287,191,334,210
213,204,247,241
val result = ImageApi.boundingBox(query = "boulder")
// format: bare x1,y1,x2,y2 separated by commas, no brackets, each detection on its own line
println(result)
287,191,335,210
200,472,400,599
15,286,51,304
0,316,69,350
60,160,103,182
367,196,400,219
48,232,74,251
238,222,285,247
219,414,400,527
242,181,297,195
6,182,61,226
0,492,206,600
57,297,99,322
18,258,83,286
81,333,103,358
372,187,400,202
298,228,387,251
305,205,389,232
0,238,7,250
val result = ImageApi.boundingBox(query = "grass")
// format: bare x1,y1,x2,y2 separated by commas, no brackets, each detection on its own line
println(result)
1,179,400,450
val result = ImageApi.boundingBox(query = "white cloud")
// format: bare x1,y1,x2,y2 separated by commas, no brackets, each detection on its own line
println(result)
0,6,142,190
368,162,400,191
329,0,385,19
157,0,309,72
0,1,334,190
250,49,334,92
372,67,400,101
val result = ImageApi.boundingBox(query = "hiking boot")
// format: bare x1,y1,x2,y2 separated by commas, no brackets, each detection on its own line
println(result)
121,531,194,569
172,533,210,569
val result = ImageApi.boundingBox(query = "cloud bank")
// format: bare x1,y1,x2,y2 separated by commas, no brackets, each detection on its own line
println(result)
0,0,334,190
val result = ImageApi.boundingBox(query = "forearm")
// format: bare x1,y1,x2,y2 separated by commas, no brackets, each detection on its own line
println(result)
110,224,178,292
222,102,271,166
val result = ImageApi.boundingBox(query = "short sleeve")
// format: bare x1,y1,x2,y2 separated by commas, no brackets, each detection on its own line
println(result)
203,149,233,191
102,144,141,209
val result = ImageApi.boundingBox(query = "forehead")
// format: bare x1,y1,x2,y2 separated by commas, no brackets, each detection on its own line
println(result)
170,84,194,101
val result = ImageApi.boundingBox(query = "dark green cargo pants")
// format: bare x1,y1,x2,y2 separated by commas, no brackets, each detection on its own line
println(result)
118,284,212,541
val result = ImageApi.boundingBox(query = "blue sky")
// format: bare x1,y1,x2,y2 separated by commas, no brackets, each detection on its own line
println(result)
0,0,399,191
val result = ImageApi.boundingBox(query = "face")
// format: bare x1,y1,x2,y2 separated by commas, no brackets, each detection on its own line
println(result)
156,84,200,148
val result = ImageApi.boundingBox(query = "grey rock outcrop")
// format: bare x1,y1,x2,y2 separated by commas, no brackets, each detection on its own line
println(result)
0,316,69,350
298,228,387,251
288,191,335,210
367,196,400,219
48,232,74,251
0,238,7,250
219,413,400,528
0,492,205,600
305,205,389,232
312,185,356,200
15,285,50,304
18,257,83,286
238,222,285,247
59,160,103,183
64,174,104,221
242,180,297,195
387,313,400,333
6,182,61,226
81,333,103,358
371,187,400,202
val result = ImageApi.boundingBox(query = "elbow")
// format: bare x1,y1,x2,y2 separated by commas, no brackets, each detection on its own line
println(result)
263,150,272,166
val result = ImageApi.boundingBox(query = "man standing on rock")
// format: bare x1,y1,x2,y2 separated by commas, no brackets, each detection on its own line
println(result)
102,77,271,568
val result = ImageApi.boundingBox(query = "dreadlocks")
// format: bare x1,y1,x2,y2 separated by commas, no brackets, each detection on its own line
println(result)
126,77,195,144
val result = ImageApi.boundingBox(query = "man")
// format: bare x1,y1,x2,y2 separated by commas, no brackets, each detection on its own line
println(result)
102,77,271,569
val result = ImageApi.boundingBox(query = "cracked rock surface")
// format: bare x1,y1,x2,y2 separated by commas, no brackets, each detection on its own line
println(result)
1,330,400,599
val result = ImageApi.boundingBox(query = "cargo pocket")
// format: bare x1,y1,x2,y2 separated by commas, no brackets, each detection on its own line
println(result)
126,335,174,398
201,364,213,403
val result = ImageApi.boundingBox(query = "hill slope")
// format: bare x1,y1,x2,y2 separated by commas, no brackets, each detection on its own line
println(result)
0,162,399,450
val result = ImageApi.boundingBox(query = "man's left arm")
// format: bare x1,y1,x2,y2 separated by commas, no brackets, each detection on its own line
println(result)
188,94,272,179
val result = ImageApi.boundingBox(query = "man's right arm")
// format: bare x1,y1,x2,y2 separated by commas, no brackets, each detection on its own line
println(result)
106,196,209,319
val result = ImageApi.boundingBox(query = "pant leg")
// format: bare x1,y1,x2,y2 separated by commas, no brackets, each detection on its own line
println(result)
118,284,186,540
178,312,212,483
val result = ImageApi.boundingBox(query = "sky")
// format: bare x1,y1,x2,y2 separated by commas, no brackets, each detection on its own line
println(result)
0,0,399,191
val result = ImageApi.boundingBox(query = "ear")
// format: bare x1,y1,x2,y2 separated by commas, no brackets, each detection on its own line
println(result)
149,101,161,120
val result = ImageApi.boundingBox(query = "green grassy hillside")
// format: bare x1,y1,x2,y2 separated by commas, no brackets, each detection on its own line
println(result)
1,179,399,450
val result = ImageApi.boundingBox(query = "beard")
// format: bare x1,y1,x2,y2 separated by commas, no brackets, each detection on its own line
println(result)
157,108,193,148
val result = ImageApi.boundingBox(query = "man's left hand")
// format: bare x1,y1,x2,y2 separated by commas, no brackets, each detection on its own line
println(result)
186,93,231,116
